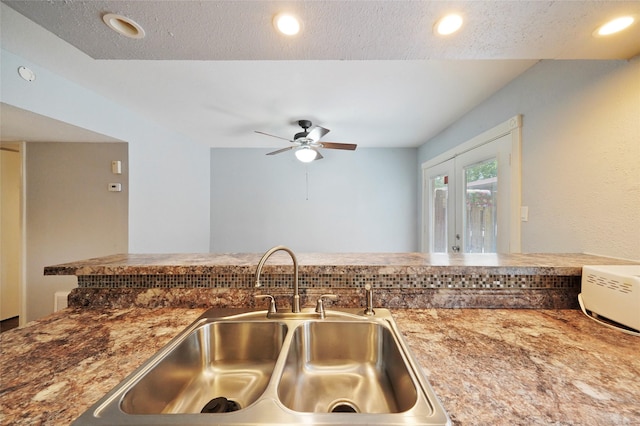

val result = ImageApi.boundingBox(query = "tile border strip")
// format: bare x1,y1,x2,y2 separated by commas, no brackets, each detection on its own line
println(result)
78,273,580,290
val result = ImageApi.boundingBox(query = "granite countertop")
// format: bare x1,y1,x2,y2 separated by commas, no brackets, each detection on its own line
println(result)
1,307,638,425
44,252,637,276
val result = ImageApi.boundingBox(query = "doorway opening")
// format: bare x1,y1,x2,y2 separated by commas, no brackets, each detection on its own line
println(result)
1,143,24,329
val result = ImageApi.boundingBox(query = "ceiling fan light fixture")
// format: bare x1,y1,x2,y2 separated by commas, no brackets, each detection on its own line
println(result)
295,147,317,163
593,16,635,37
434,14,463,36
274,13,301,36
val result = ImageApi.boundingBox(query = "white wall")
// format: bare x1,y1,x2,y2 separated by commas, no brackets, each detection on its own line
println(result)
211,148,417,252
418,58,640,260
1,48,210,253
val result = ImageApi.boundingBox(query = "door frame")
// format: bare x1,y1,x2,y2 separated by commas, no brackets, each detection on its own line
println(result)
0,142,26,325
421,115,522,253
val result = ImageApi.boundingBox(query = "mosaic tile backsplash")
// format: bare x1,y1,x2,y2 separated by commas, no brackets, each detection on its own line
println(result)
77,273,579,290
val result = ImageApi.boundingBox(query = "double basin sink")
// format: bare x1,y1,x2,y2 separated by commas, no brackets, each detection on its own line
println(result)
73,307,450,425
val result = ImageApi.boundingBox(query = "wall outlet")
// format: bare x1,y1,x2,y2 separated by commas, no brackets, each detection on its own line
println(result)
54,291,70,312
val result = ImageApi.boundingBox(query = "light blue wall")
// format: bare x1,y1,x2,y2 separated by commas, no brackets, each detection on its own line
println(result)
1,48,210,253
210,148,418,252
419,60,621,162
417,59,640,259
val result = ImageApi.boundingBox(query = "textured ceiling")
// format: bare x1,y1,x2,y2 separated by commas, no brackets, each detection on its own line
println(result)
5,0,640,60
1,1,639,148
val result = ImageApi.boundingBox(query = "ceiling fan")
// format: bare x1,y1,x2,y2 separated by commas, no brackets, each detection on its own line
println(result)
255,120,357,162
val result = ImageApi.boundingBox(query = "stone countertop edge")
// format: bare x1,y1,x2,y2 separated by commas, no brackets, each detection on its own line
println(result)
43,252,639,276
0,307,638,425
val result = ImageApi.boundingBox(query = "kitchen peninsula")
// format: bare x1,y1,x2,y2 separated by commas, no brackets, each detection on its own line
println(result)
1,252,638,425
44,252,638,310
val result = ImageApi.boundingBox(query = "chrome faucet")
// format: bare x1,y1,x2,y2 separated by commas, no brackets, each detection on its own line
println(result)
255,245,300,313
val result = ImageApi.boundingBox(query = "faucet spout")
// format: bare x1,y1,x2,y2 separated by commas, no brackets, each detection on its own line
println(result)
255,245,300,313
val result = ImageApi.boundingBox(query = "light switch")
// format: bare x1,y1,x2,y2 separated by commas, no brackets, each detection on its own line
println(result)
111,160,122,174
521,206,529,222
108,183,122,192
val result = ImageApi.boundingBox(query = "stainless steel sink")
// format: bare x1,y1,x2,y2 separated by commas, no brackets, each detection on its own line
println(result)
277,321,417,414
73,308,450,425
121,320,287,414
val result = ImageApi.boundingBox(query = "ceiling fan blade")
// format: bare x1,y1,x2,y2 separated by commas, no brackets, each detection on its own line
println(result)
319,142,357,151
314,149,323,160
306,125,330,142
255,130,293,142
266,146,295,156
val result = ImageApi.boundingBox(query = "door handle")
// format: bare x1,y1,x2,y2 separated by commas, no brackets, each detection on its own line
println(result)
451,234,461,252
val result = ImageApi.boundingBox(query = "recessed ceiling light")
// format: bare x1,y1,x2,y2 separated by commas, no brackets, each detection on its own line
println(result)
434,14,463,36
102,13,146,39
594,16,635,37
273,13,301,36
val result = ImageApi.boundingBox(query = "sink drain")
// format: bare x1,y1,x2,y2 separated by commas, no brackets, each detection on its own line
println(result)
200,397,241,413
328,400,359,413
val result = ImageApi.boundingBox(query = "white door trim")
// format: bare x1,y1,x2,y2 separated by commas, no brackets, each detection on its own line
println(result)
421,115,522,253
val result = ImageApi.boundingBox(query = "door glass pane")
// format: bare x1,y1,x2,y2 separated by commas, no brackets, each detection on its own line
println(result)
464,159,497,253
430,174,448,253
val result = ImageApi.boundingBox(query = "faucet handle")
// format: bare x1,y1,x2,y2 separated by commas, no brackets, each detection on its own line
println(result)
255,295,277,315
315,294,338,318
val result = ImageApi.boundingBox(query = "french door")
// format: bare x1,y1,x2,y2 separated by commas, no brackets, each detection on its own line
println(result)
424,158,455,253
422,116,521,254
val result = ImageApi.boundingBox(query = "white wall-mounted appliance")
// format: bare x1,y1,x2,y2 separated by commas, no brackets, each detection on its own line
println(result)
578,265,640,336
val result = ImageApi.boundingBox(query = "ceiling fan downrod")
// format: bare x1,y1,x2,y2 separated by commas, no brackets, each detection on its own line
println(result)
294,119,313,140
